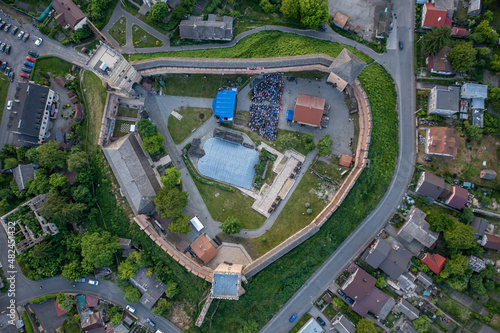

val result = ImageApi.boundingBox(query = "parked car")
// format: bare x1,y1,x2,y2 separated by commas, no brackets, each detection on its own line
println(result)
4,24,12,32
7,100,12,110
423,157,433,162
0,22,5,30
11,26,17,35
17,31,24,39
125,305,136,313
0,62,7,71
26,56,35,62
345,296,354,304
8,71,12,81
23,33,29,42
399,41,404,50
0,43,5,52
74,278,86,283
318,24,327,31
35,38,43,46
28,51,39,58
20,73,29,79
316,316,326,326
4,67,10,76
88,279,99,286
289,314,297,322
21,68,32,73
146,318,156,327
23,61,33,67
337,289,346,297
5,45,10,55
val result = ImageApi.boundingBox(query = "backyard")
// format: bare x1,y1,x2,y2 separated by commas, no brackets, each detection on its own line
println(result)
79,71,107,149
116,107,138,118
132,24,163,48
167,107,213,144
108,17,127,46
113,120,135,137
31,56,73,82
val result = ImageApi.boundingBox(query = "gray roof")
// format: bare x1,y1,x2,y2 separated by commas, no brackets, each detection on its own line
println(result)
179,15,233,41
12,164,35,191
102,133,161,215
328,49,366,84
397,272,416,291
398,321,418,333
432,86,460,113
394,299,420,320
415,171,445,200
331,314,356,333
129,268,167,310
398,207,439,248
461,83,488,99
480,169,497,180
364,239,412,279
433,0,455,11
471,98,485,110
212,272,239,298
468,0,481,13
471,217,488,237
416,271,433,287
363,238,391,268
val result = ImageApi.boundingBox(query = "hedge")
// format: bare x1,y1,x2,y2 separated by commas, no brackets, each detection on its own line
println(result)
183,156,235,192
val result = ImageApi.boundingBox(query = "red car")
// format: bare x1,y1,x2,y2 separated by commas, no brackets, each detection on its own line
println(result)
26,56,35,62
20,73,29,78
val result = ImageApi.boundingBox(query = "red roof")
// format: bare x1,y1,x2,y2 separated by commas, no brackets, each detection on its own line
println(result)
426,127,458,157
191,234,218,264
421,253,446,274
292,94,325,127
483,233,500,250
452,27,468,37
339,154,353,168
54,301,67,316
422,3,452,28
85,294,99,307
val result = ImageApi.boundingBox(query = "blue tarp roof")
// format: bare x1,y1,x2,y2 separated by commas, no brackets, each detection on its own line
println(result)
286,110,294,121
212,90,237,123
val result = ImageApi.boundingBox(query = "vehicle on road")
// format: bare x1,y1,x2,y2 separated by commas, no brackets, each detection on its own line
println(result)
146,318,156,327
316,316,326,326
125,305,135,313
23,33,29,42
88,279,99,286
1,62,7,71
26,56,35,62
10,26,17,35
0,22,5,30
399,41,404,50
289,314,297,322
4,24,11,32
23,61,33,67
0,43,5,52
21,68,32,73
5,67,10,76
20,73,29,79
28,51,38,58
8,72,13,81
7,100,12,110
423,157,433,162
35,38,43,46
5,45,10,55
17,31,24,39
74,278,86,283
318,24,327,31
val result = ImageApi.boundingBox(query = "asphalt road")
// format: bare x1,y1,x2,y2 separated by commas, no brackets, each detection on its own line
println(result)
261,0,416,331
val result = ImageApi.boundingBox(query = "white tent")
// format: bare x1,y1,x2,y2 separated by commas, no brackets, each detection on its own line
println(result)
190,216,204,231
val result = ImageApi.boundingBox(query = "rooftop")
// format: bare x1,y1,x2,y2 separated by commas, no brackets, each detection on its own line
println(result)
422,3,452,28
446,186,468,210
52,0,86,29
339,154,353,168
212,263,243,300
427,47,454,74
333,12,349,28
398,206,439,248
179,15,233,41
426,127,458,157
292,94,325,127
421,253,446,274
363,239,412,279
461,83,488,99
481,233,500,250
430,85,460,112
12,164,35,191
471,217,488,237
129,268,168,309
327,49,366,85
191,234,219,264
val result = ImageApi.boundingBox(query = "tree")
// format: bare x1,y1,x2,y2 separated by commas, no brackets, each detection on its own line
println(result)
81,231,120,270
72,185,92,203
448,42,477,73
27,169,51,195
280,0,300,19
165,281,178,298
480,264,495,279
470,274,487,295
444,222,476,252
427,213,455,232
137,119,158,137
299,0,329,29
301,133,316,152
490,87,500,110
124,286,141,303
39,193,86,227
422,26,451,55
49,173,68,188
150,2,169,22
477,47,491,58
61,260,85,282
279,133,299,150
317,134,333,156
465,121,483,140
376,277,387,288
110,312,123,325
36,141,68,170
237,321,259,333
220,216,242,234
67,151,88,172
118,260,137,280
491,54,500,73
152,298,171,316
3,157,17,169
181,0,196,12
474,20,499,45
413,315,430,333
68,24,93,44
26,147,39,163
142,133,165,154
442,254,469,278
460,207,474,223
161,167,181,189
168,213,192,234
260,0,275,13
356,318,377,333
154,187,188,219
0,199,10,215
56,292,76,313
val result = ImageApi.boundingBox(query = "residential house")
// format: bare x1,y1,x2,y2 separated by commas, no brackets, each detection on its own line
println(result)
445,186,468,209
481,233,500,251
297,318,325,333
415,171,445,200
52,0,88,30
394,299,420,320
421,253,446,274
427,85,459,116
362,239,412,279
421,3,452,29
416,271,433,288
425,127,459,157
461,83,487,102
468,255,486,272
468,0,481,16
398,321,419,333
190,234,219,265
451,26,469,37
341,265,396,320
426,47,454,75
85,295,99,308
211,263,245,300
376,4,392,39
12,164,35,191
396,272,417,293
333,12,349,29
398,206,440,249
480,170,497,180
129,268,168,310
432,0,455,17
470,217,489,239
80,309,103,331
119,237,135,257
179,15,233,41
331,314,356,333
327,49,366,91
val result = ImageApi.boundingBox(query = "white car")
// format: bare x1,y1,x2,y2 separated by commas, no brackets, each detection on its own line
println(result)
155,330,163,333
35,38,43,46
125,305,136,313
88,279,99,286
6,100,12,110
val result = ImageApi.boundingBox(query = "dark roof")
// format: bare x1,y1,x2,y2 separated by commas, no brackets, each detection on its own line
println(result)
446,186,468,209
394,299,420,320
398,321,418,333
179,15,233,41
429,85,460,113
331,314,356,333
74,104,84,121
471,217,488,237
85,295,99,308
482,233,500,250
421,253,446,274
416,271,433,287
54,76,66,87
129,268,167,309
363,239,412,279
12,164,35,191
52,0,86,28
102,133,161,215
352,286,395,319
416,171,445,200
363,239,391,268
293,94,325,127
80,310,103,330
480,169,497,180
427,47,454,74
398,206,439,248
328,49,366,84
341,266,376,301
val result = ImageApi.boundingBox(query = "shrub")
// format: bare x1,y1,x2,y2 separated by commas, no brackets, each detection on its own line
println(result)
184,157,235,192
30,294,58,304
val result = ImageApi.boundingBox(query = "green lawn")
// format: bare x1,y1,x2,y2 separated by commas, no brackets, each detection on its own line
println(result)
312,156,348,183
130,30,373,63
62,317,81,333
116,107,138,118
108,17,127,46
132,24,163,48
113,120,135,137
23,311,34,333
0,78,9,121
158,74,252,98
167,107,213,144
199,64,398,332
78,71,107,150
31,56,72,82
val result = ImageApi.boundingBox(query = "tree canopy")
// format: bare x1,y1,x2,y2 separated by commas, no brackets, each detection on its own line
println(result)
317,134,333,156
142,133,165,154
413,315,430,333
36,141,68,170
152,298,172,316
472,20,499,45
279,133,299,150
137,119,158,137
448,42,477,73
422,26,451,56
168,213,192,234
280,0,328,29
150,2,169,22
161,167,181,189
154,187,189,219
67,151,89,172
220,216,242,234
81,231,120,270
356,318,377,333
56,292,76,313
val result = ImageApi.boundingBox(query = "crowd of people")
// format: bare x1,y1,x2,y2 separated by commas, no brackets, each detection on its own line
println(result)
251,74,285,104
248,104,280,141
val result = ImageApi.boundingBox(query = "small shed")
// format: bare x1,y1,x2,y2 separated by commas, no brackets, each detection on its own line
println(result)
285,110,294,121
480,169,497,180
213,90,237,123
54,76,66,87
339,154,353,168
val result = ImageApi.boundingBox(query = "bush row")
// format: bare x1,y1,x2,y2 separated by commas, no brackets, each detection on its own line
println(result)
29,294,58,304
183,156,235,192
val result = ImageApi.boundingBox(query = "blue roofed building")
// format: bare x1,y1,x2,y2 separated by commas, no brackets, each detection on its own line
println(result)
212,89,237,124
461,83,487,128
461,83,488,100
211,263,244,300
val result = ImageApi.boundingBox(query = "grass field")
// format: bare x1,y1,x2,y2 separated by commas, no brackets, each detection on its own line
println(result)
32,56,72,82
108,17,127,46
159,74,252,98
0,78,9,121
167,107,213,144
199,64,398,332
130,31,372,63
313,156,348,182
79,71,107,150
113,120,135,137
132,24,163,48
117,107,138,118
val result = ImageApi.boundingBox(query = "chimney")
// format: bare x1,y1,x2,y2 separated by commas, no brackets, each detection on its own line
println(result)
363,278,367,282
